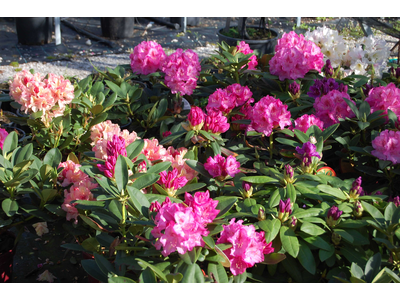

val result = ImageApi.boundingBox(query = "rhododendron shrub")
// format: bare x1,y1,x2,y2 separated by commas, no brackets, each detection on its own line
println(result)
161,48,201,96
269,31,324,80
248,95,291,136
97,135,127,178
313,90,355,128
236,41,258,70
130,41,166,75
216,218,274,275
371,130,400,164
365,83,400,122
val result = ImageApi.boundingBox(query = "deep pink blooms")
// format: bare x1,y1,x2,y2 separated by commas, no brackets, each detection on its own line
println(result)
162,131,172,138
313,90,355,128
204,154,241,179
349,177,363,199
151,193,218,257
162,48,201,96
206,84,254,114
269,31,324,80
157,168,189,196
216,218,274,276
130,41,167,75
248,95,291,137
187,106,206,130
371,129,400,164
279,198,292,214
97,135,127,178
203,110,230,134
236,41,258,70
292,114,324,133
0,128,9,149
296,141,321,166
365,83,400,122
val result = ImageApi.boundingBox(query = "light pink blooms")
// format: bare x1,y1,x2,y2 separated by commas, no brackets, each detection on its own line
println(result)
184,190,219,225
142,138,168,164
91,120,138,160
9,70,74,122
204,154,241,179
130,41,167,75
164,146,198,182
32,222,49,237
269,31,324,80
206,84,254,114
248,95,291,137
371,129,400,164
157,168,189,197
313,90,355,128
37,270,57,283
58,160,90,187
162,48,201,96
237,41,258,70
151,197,210,257
0,128,9,149
292,114,324,133
97,135,127,178
203,110,230,134
365,83,400,122
216,218,274,276
187,106,206,130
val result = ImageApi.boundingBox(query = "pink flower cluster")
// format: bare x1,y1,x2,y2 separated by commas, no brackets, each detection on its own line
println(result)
163,146,198,182
151,191,219,256
269,31,324,80
216,218,274,276
237,41,258,70
90,120,139,160
365,83,400,122
187,106,230,134
313,90,355,128
248,95,291,137
157,168,188,196
58,160,98,223
9,70,74,121
130,41,167,75
97,135,127,178
161,48,201,96
291,114,324,133
206,83,254,115
0,128,9,149
371,129,400,164
204,154,241,180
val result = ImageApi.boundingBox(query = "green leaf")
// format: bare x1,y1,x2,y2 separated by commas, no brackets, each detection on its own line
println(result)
81,259,108,283
294,185,323,201
136,258,168,282
185,160,211,178
165,273,183,283
108,276,136,283
261,253,286,265
202,235,215,249
299,233,331,251
114,155,128,193
275,137,302,148
146,161,171,174
341,246,367,268
175,183,206,196
333,228,354,243
293,129,309,143
14,143,33,165
1,198,18,217
317,184,347,200
292,208,322,219
268,188,285,208
300,222,325,236
322,123,340,141
384,202,396,222
258,219,281,243
319,247,335,262
370,268,392,283
94,253,115,275
361,200,384,222
43,148,62,169
365,252,381,283
126,139,144,160
181,263,205,283
131,173,160,190
126,185,150,217
2,131,18,157
207,262,228,283
210,141,221,155
336,219,367,229
286,183,296,203
240,176,279,184
342,97,359,119
215,196,238,218
280,226,299,258
383,268,400,283
298,240,316,275
351,262,364,279
88,113,108,128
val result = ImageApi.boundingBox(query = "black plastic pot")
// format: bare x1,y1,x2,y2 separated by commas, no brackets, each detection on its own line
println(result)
217,26,279,56
100,17,135,40
15,17,53,45
170,17,201,27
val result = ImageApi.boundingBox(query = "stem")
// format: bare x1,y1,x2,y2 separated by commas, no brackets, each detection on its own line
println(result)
120,199,127,243
234,69,240,84
269,132,274,165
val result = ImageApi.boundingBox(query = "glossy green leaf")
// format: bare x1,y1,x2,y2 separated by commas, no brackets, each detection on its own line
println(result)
317,184,347,200
94,252,115,276
1,198,18,217
165,273,183,283
351,262,364,279
185,160,211,178
126,139,144,160
114,155,128,193
202,235,215,249
298,240,316,275
341,246,367,268
136,258,168,282
146,161,171,174
365,252,381,283
126,185,150,217
384,202,396,222
300,222,325,236
108,276,136,283
299,233,331,251
240,176,279,184
258,218,281,243
43,148,62,169
160,130,186,145
207,262,228,283
269,188,285,208
286,183,296,203
261,252,286,265
292,208,322,219
181,263,205,283
383,268,400,283
131,173,160,190
319,247,335,262
175,183,206,196
361,200,384,222
280,226,299,258
81,259,108,283
215,196,238,218
2,131,18,157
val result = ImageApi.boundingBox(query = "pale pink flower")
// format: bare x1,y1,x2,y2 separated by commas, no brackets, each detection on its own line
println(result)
32,222,49,237
162,48,201,96
58,160,89,187
216,218,274,276
164,146,197,181
248,95,292,137
314,90,355,127
0,128,9,149
292,114,324,133
37,270,57,283
237,41,258,70
184,190,219,225
371,129,400,164
62,182,96,223
365,83,400,122
45,73,74,109
142,138,170,164
204,154,241,179
203,110,230,134
130,41,167,75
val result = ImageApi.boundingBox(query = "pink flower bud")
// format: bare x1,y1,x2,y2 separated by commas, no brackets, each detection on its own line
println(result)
187,106,205,131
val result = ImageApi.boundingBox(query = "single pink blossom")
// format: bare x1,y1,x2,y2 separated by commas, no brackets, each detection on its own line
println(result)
204,154,241,179
237,41,258,70
203,110,230,134
187,106,205,130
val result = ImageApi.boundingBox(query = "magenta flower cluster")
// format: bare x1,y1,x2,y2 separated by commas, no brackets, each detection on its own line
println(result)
307,78,347,99
296,141,321,167
97,135,127,178
187,106,230,134
236,41,258,70
0,128,9,150
129,41,167,75
216,218,274,276
161,48,201,96
371,129,400,164
204,154,241,180
292,114,324,133
248,95,291,137
365,83,400,122
157,168,188,196
151,191,219,257
269,31,324,80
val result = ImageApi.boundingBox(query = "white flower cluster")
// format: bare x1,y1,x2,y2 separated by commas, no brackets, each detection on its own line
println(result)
305,26,391,78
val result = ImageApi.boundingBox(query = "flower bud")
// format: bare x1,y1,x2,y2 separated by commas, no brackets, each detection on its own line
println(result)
289,216,297,230
323,59,333,78
283,164,295,185
257,207,266,221
187,106,205,131
162,131,172,138
241,181,253,198
326,205,343,227
278,198,292,222
339,83,348,93
349,176,363,200
149,201,161,213
362,84,373,97
389,196,400,207
331,232,341,245
353,200,363,218
288,81,301,100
